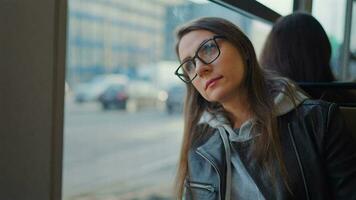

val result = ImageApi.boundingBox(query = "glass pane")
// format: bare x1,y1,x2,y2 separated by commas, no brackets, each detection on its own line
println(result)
63,0,271,199
312,0,347,78
256,0,293,16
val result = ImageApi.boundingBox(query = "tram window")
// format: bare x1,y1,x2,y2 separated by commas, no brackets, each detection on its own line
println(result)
312,0,347,79
63,0,271,199
256,0,293,15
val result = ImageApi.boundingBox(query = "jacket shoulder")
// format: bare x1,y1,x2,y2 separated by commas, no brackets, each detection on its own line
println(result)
299,99,335,111
280,99,337,152
292,99,337,121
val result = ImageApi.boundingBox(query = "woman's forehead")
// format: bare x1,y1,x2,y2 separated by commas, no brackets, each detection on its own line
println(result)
178,30,215,61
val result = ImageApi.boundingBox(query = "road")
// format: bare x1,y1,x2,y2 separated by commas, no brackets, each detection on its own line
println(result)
62,99,184,200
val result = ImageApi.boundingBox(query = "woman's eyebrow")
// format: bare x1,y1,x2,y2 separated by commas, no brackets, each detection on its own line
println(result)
180,36,212,63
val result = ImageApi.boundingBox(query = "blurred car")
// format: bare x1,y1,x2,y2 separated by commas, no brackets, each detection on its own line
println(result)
74,74,128,103
97,80,167,112
98,83,128,110
166,84,186,114
125,80,167,112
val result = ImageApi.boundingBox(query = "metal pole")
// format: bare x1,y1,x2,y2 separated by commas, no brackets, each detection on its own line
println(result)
341,0,353,80
293,0,313,13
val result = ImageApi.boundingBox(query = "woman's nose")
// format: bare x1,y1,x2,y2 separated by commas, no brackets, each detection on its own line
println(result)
195,59,211,77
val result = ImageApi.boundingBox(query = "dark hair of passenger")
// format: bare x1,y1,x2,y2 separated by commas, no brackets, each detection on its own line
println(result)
260,12,335,82
174,17,297,199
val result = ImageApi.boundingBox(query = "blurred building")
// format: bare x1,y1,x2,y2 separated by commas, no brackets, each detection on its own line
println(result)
66,0,253,86
66,0,183,84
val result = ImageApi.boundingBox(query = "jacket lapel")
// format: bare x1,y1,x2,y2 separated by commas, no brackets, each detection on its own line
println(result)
196,130,226,177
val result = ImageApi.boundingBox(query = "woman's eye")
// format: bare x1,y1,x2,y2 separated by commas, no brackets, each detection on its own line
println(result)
200,42,217,56
183,61,195,73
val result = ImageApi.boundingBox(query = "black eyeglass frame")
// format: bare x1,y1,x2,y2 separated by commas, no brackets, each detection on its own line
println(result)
175,35,226,83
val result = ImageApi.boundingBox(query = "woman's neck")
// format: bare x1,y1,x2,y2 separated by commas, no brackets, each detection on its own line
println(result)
222,95,252,128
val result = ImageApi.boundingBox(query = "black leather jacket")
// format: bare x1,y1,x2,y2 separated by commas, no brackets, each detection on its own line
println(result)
185,100,356,200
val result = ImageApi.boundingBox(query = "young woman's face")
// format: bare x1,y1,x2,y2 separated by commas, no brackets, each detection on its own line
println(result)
178,30,246,104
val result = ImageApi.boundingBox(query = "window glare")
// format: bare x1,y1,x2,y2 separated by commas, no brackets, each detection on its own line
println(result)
313,0,346,42
351,2,356,52
312,0,347,78
188,0,209,4
256,0,293,16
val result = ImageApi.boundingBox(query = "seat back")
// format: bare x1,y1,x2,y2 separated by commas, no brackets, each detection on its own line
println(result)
297,82,356,140
340,106,356,141
298,82,356,107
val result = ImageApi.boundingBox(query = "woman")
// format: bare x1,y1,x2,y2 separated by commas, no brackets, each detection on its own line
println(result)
174,17,356,200
260,12,356,104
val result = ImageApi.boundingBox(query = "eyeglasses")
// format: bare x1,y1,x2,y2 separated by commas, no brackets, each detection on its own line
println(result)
175,35,225,83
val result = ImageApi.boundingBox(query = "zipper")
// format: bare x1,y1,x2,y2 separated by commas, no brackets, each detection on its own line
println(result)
196,150,222,200
188,181,216,192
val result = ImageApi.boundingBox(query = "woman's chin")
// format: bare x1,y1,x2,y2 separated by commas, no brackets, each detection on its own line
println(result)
205,91,225,103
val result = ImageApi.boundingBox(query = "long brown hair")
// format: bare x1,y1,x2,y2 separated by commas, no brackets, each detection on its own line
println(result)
174,17,295,198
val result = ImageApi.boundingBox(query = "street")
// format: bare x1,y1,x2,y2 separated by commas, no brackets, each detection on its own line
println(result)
62,98,183,200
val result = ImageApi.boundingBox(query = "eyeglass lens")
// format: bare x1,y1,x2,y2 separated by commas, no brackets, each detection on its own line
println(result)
178,38,220,82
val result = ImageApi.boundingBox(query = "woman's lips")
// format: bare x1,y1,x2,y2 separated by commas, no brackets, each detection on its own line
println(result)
205,76,223,90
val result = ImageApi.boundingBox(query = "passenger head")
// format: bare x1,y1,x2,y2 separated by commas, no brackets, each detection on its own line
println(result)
175,17,269,116
260,12,335,82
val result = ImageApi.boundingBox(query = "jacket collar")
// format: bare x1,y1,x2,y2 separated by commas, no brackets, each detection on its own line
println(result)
198,84,309,140
273,85,308,116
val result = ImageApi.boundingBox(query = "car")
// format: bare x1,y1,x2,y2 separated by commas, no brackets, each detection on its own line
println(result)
98,83,128,110
166,84,186,114
74,74,128,103
125,80,167,112
98,80,167,112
